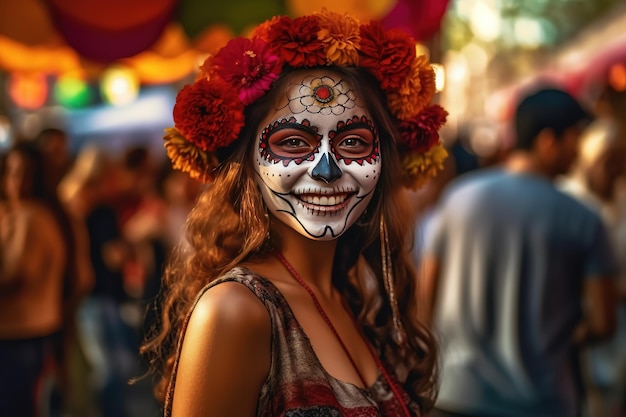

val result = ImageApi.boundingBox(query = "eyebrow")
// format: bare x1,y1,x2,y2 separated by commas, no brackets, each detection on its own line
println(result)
268,121,318,136
334,120,375,135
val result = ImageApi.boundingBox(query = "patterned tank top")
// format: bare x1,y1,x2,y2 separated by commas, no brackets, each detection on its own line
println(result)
165,267,422,416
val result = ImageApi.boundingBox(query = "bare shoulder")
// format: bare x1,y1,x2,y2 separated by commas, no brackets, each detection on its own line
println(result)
21,201,58,229
191,280,270,331
172,280,271,415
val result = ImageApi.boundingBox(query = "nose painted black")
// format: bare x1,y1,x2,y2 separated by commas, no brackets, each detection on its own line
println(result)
311,153,342,183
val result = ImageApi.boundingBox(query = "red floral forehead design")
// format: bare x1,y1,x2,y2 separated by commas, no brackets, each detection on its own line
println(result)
164,9,448,189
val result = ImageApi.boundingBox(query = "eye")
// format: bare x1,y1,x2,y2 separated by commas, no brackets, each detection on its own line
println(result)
334,128,374,158
268,130,318,157
340,136,367,148
277,137,309,149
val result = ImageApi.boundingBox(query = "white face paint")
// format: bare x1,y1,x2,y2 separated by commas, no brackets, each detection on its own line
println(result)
253,70,381,240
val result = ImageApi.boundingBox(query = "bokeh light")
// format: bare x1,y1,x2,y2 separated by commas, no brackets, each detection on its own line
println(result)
432,63,446,92
100,65,140,106
8,72,48,109
54,72,92,108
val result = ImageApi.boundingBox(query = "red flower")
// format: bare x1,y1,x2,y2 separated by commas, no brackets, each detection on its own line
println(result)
398,105,448,152
267,15,326,67
251,16,281,42
358,21,415,91
212,37,284,105
173,78,245,152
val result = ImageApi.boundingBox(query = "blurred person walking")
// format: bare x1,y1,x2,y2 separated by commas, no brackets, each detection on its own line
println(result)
420,87,619,417
36,128,74,198
59,145,137,417
35,126,96,417
0,142,92,417
116,145,165,302
559,118,626,417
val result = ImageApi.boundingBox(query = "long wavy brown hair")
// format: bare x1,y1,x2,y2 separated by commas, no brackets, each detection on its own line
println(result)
140,66,438,411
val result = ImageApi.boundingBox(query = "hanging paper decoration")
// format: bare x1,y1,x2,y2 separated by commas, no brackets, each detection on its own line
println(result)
43,0,178,62
381,0,451,41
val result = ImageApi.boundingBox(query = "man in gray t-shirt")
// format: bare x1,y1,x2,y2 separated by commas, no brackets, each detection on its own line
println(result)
420,88,618,417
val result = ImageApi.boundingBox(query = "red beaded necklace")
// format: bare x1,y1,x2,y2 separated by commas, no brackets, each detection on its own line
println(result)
274,251,412,417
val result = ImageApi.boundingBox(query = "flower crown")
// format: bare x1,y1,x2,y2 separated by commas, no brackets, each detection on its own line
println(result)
164,9,448,189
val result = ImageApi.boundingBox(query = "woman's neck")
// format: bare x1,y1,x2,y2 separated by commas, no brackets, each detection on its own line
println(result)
272,220,338,298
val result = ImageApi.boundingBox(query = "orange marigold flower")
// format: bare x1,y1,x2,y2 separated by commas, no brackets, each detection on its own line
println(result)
315,9,360,66
402,144,448,190
173,78,245,152
267,15,326,67
358,21,415,91
398,104,448,152
198,55,216,81
251,16,281,42
163,127,219,184
388,54,436,119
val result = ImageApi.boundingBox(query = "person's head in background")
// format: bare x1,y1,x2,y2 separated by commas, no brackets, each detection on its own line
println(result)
122,145,157,196
514,87,592,178
0,142,47,203
36,128,69,159
569,118,626,203
36,128,72,191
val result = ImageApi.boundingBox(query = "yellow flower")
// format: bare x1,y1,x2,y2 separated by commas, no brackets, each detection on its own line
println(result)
388,54,436,120
163,127,219,183
315,9,360,66
401,144,448,190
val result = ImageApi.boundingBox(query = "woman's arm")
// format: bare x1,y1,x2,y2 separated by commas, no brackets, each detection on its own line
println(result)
171,281,271,417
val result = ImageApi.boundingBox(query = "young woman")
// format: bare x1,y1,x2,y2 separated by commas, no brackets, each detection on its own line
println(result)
141,9,448,416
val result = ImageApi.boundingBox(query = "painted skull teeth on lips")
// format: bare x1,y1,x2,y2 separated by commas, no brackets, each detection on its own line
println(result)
295,188,357,214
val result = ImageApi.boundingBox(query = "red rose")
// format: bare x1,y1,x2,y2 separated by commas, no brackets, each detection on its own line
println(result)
173,78,245,152
267,15,326,67
398,105,448,152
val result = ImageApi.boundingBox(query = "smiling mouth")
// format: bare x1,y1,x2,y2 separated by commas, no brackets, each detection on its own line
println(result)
295,191,356,213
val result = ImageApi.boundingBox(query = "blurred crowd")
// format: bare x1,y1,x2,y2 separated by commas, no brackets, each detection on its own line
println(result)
0,129,202,417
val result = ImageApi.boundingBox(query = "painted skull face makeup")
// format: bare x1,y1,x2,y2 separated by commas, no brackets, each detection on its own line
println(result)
254,71,381,240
